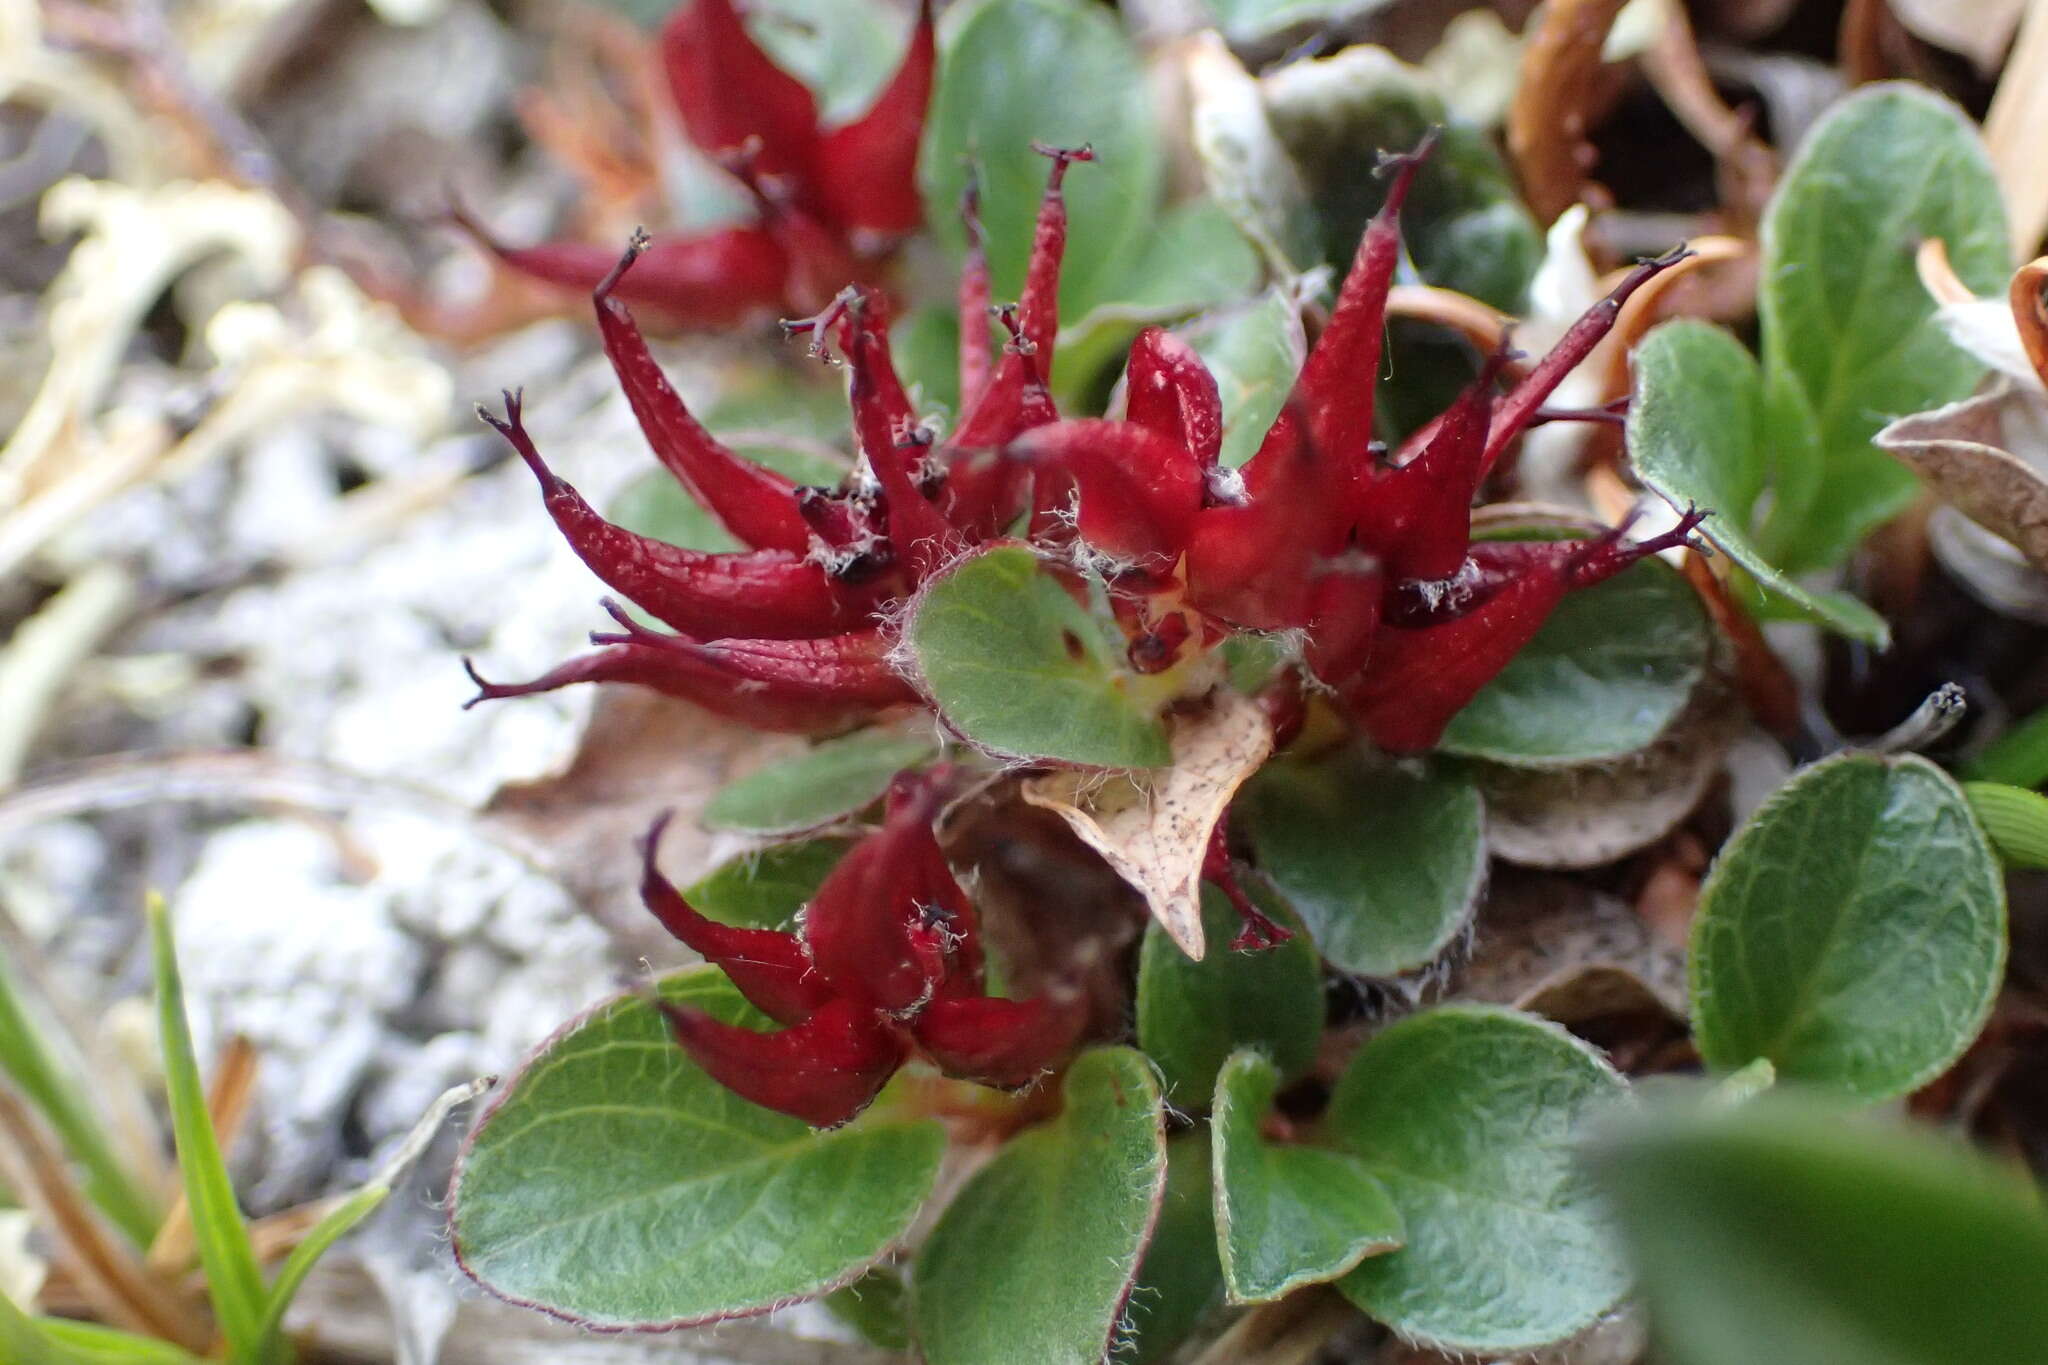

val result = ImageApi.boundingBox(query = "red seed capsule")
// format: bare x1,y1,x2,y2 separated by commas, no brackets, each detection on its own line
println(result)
595,238,812,554
830,291,962,580
944,154,1079,530
801,770,966,1013
1184,405,1343,629
1011,419,1205,566
1354,346,1508,583
661,0,820,187
461,618,911,732
639,813,831,1025
469,222,791,331
1345,511,1708,751
659,996,906,1128
957,178,994,411
813,0,935,240
481,393,871,640
1125,327,1223,471
912,993,1086,1089
1242,138,1431,503
1476,246,1691,478
1016,143,1095,365
1301,553,1383,686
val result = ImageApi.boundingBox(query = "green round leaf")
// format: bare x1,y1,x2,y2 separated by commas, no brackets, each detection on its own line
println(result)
1136,886,1322,1109
1758,82,2010,569
920,0,1162,322
702,730,942,835
451,970,944,1329
1328,1005,1631,1353
1182,288,1307,470
1240,751,1484,977
1435,552,1712,766
1628,319,1890,645
743,0,903,124
1213,1050,1402,1305
1055,200,1263,398
608,442,848,554
906,545,1172,768
892,305,963,418
913,1047,1168,1365
824,1267,913,1352
1591,1096,2048,1365
1689,752,2006,1102
682,837,854,930
1113,1133,1225,1364
1201,0,1387,42
1259,45,1539,311
599,0,898,123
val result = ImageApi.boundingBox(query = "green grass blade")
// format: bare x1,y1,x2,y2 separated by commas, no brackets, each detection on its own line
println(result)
2,1292,204,1365
35,1315,206,1364
146,895,265,1361
1968,707,2048,789
0,947,159,1245
1964,782,2048,869
0,1286,57,1365
252,1187,379,1365
253,1077,491,1364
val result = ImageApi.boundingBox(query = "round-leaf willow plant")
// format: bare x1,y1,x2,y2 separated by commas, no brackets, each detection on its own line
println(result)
442,6,2031,1362
449,115,1699,1354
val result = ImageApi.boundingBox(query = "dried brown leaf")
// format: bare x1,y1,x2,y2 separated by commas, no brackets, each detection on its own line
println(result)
1022,690,1273,961
1473,675,1739,871
1454,873,1687,1022
1877,390,2048,573
484,689,785,956
1987,0,2048,256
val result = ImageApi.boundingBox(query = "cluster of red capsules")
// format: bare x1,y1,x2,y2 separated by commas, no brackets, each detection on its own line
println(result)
639,769,1084,1126
472,0,934,329
466,139,1705,1127
467,140,1702,751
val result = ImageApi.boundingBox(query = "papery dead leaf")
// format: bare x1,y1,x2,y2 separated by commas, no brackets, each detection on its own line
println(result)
1454,872,1687,1022
1876,388,2048,573
485,688,786,958
1987,1,2048,256
1022,689,1273,961
1473,675,1739,871
1889,0,2028,76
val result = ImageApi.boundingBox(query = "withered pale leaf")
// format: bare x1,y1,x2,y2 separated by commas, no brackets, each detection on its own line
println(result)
1876,383,2048,574
1022,689,1273,961
1455,873,1688,1022
485,689,783,958
1889,0,2027,75
1474,676,1739,870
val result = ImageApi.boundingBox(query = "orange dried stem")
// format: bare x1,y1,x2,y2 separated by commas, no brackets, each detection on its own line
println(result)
1507,0,1631,224
2011,257,2048,387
